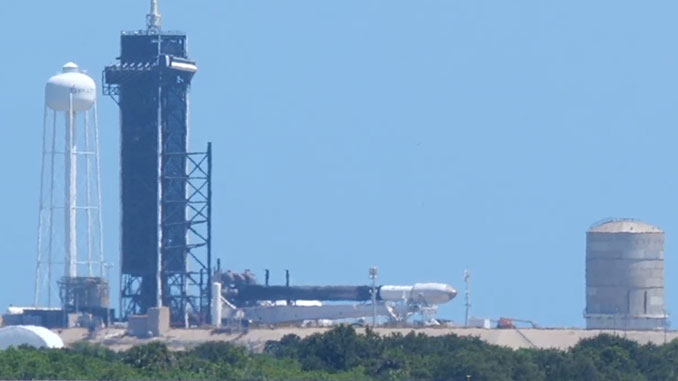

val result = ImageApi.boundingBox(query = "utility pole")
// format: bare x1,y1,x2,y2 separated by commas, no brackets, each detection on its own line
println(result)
369,266,378,327
464,269,471,327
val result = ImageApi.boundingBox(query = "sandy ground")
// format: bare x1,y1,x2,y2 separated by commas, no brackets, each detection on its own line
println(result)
54,326,678,352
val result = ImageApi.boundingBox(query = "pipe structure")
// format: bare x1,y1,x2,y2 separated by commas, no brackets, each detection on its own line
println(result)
211,282,222,327
64,94,77,278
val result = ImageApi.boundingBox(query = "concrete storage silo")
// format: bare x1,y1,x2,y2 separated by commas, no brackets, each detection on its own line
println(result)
585,219,667,330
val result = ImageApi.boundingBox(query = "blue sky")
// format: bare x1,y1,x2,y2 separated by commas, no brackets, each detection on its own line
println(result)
1,1,678,327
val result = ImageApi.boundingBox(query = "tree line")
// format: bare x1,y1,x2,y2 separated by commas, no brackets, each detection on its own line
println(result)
1,325,677,380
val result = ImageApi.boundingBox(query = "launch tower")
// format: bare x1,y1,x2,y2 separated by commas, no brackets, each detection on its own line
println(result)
103,0,212,325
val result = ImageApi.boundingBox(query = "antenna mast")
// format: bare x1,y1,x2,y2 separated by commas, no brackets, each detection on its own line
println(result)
464,269,471,327
146,0,162,32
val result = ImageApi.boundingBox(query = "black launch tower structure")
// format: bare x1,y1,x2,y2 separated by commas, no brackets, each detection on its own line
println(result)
103,3,212,326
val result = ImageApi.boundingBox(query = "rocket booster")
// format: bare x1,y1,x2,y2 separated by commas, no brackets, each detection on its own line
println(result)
226,282,457,306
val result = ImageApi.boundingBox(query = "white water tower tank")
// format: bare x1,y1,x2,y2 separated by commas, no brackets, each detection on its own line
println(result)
45,62,96,112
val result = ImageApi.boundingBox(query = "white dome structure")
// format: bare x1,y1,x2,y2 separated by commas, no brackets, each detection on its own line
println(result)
45,62,96,112
0,325,64,350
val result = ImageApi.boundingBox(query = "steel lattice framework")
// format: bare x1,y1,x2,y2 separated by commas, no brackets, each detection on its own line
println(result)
103,30,211,326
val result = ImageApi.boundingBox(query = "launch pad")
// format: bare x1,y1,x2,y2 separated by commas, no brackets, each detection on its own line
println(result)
21,1,459,332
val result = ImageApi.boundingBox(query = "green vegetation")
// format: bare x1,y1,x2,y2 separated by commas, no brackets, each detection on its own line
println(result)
1,325,678,380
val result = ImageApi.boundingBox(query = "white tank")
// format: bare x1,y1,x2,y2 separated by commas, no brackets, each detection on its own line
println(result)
45,62,96,112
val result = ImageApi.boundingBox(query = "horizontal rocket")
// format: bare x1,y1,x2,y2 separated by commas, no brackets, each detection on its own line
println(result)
225,282,457,306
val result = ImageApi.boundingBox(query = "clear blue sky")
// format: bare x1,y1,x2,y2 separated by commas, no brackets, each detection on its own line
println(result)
1,1,678,328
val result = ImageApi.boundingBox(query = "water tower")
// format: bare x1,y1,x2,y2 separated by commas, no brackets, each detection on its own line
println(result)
34,63,109,318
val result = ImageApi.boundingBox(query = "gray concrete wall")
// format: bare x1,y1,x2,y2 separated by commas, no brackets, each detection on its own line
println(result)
147,307,169,337
127,315,148,337
586,227,666,330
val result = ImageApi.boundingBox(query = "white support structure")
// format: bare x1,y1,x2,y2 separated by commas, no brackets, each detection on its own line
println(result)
211,282,222,328
233,303,410,326
64,97,77,278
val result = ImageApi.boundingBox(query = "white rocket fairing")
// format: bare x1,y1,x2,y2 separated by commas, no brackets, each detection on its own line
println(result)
379,283,457,305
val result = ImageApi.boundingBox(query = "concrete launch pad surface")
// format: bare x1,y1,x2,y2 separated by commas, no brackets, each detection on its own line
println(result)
55,327,678,352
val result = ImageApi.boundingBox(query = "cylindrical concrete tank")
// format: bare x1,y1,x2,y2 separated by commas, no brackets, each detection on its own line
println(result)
585,219,667,330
